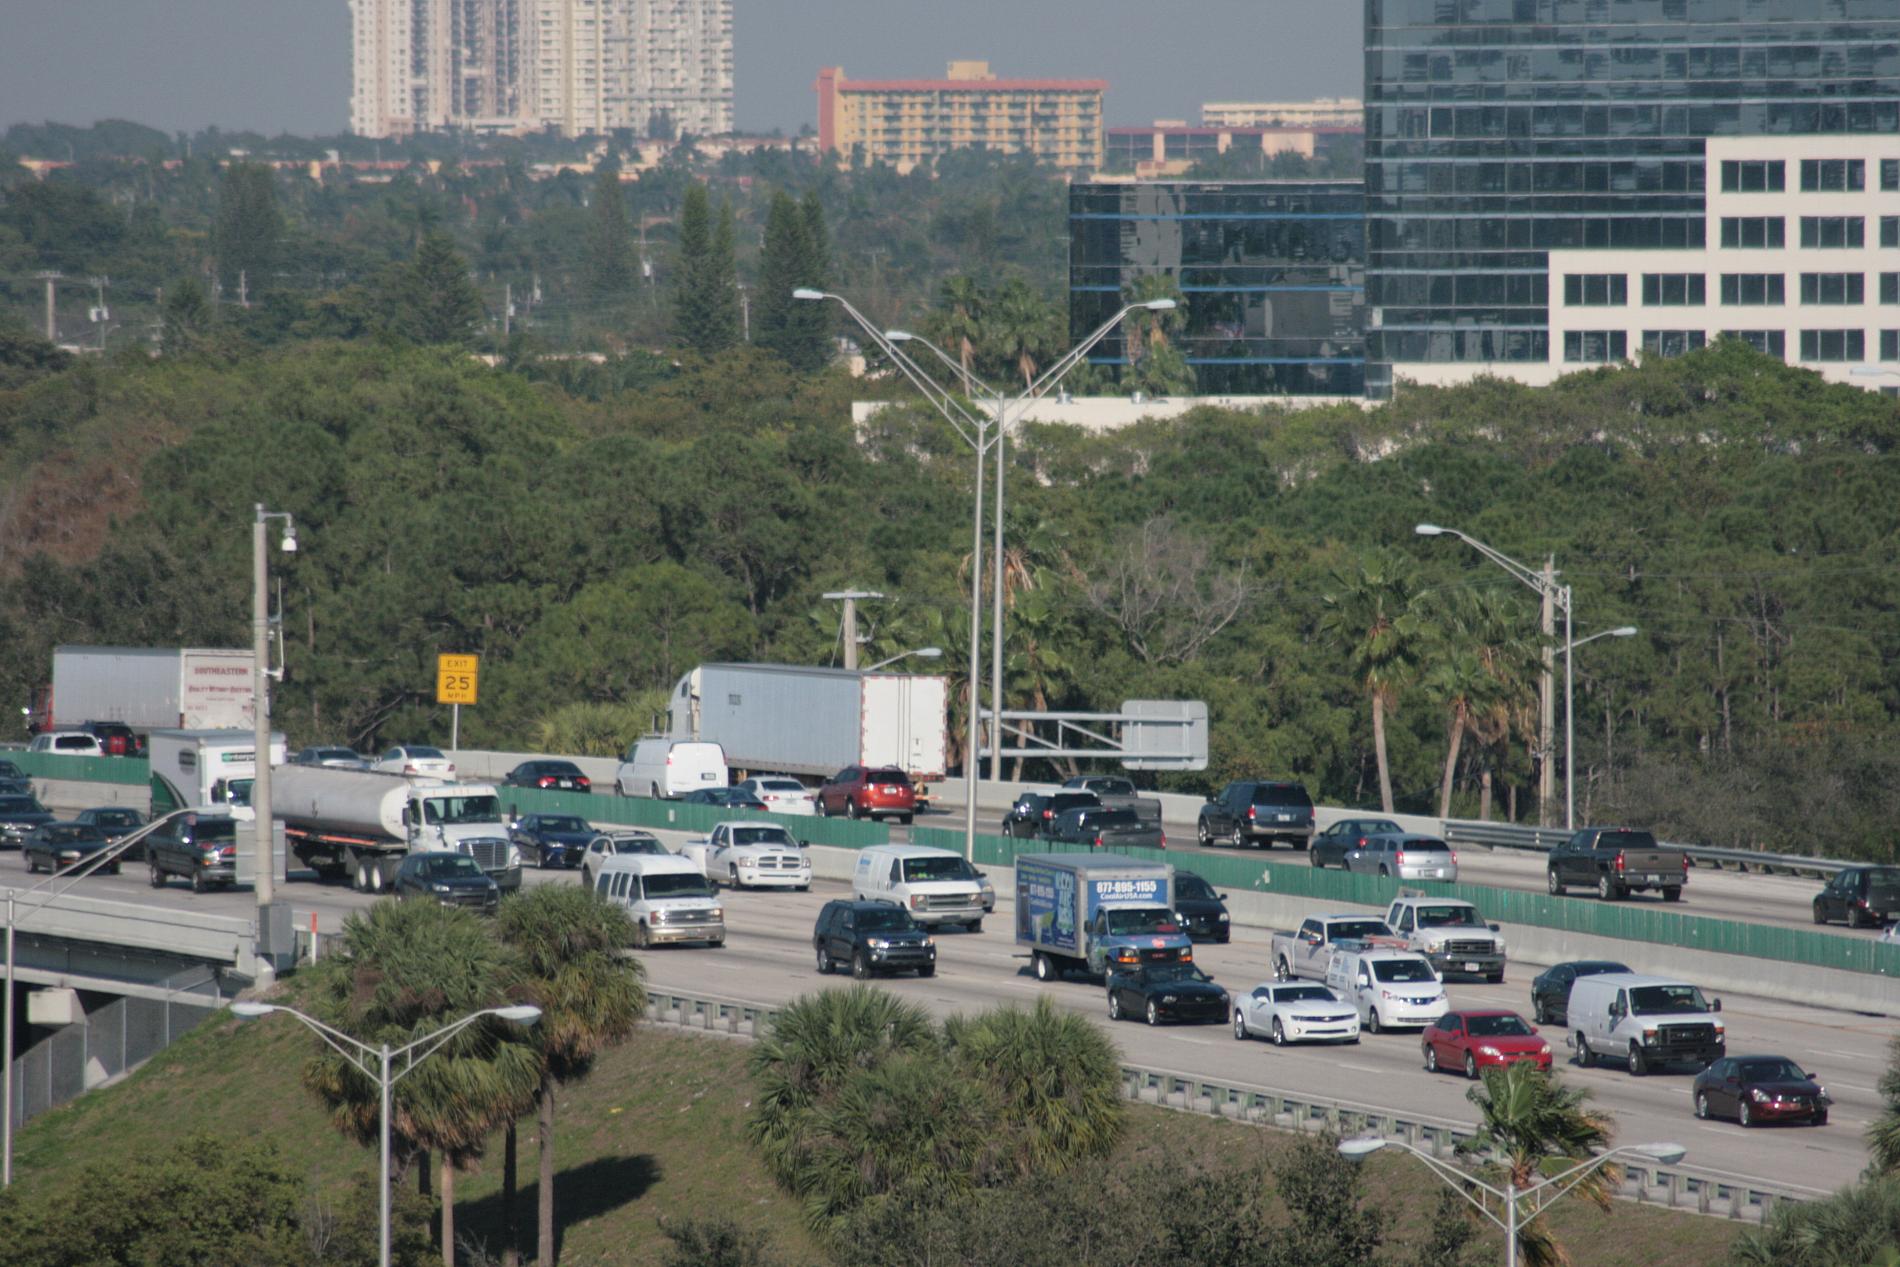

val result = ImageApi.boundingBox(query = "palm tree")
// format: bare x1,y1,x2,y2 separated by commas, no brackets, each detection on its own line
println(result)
941,997,1124,1179
986,275,1059,390
1003,584,1077,780
301,899,543,1267
747,987,938,1193
1460,1063,1617,1267
1319,549,1421,813
1422,645,1496,819
932,275,988,378
496,884,646,1267
1870,1035,1900,1175
1120,273,1194,396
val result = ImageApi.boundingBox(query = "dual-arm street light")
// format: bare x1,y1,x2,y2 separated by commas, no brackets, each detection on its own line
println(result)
795,288,1174,858
252,505,296,918
1415,524,1635,830
230,1000,541,1267
1338,1136,1686,1267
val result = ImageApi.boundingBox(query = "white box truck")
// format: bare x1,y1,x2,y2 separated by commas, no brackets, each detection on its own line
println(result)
272,765,524,894
29,646,254,738
148,728,288,823
669,663,948,796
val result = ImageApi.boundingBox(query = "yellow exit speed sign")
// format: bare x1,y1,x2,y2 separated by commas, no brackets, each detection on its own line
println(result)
436,653,479,705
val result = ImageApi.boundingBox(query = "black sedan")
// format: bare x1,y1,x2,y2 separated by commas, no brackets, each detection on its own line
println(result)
1693,1055,1830,1127
1310,817,1403,869
0,793,56,849
0,759,22,780
24,822,116,875
1529,959,1631,1026
1173,870,1231,943
682,787,768,811
509,813,598,868
1106,961,1230,1026
502,760,593,793
393,852,500,911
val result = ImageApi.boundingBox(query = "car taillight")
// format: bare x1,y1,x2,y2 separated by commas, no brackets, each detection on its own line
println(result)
577,777,591,789
1681,854,1690,873
1093,834,1104,848
1042,809,1053,819
1357,837,1367,847
1450,850,1459,863
1397,851,1407,865
1247,805,1257,820
538,777,556,788
1159,830,1167,848
1614,852,1626,872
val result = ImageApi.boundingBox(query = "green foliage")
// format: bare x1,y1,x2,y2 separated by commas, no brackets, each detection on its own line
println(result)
586,163,637,299
754,190,830,371
1460,1064,1618,1267
379,232,484,346
1871,1035,1900,1177
213,161,282,294
496,883,644,1083
659,1215,783,1267
1729,1175,1900,1267
672,182,740,355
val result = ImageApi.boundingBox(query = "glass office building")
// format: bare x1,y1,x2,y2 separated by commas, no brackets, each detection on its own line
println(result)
1365,0,1900,398
1069,181,1367,397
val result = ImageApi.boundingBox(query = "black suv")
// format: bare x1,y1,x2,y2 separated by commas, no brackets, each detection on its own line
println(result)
1813,866,1900,928
813,899,936,979
147,812,239,892
1196,780,1315,849
1172,870,1231,943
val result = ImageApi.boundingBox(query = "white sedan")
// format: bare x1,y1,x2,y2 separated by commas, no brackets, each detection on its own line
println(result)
735,776,816,816
373,745,457,779
1233,980,1362,1046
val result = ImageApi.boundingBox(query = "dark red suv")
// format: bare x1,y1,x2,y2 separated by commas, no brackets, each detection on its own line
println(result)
816,766,917,823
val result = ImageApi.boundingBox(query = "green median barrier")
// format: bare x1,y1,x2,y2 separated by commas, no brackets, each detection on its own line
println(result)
10,752,151,786
495,787,887,846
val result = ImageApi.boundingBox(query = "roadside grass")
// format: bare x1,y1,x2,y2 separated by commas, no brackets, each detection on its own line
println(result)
10,1006,1741,1266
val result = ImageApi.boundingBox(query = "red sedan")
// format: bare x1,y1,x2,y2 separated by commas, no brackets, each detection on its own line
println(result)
816,765,917,823
1422,1009,1553,1079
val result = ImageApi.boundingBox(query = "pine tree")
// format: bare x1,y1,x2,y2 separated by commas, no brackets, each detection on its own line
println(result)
381,232,484,346
212,162,281,296
672,182,738,355
586,161,637,300
756,190,831,372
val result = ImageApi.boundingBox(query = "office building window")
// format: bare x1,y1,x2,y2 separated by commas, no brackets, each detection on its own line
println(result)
1721,160,1785,193
1720,274,1785,306
1885,218,1900,249
1883,159,1900,192
1724,330,1786,358
1800,217,1865,249
1642,274,1705,306
1884,330,1900,361
1721,217,1785,249
1801,273,1865,305
1800,330,1865,362
1564,331,1627,364
1800,159,1865,192
1642,330,1706,358
1885,275,1900,306
1564,274,1627,307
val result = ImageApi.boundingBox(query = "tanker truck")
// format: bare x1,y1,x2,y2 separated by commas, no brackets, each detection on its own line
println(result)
273,766,523,895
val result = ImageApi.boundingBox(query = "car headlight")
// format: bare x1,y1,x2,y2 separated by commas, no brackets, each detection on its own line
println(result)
432,884,451,894
869,938,890,949
710,907,723,919
1161,995,1178,1003
1218,912,1230,921
923,937,935,947
1479,1045,1502,1058
1538,1043,1551,1055
1750,1088,1769,1103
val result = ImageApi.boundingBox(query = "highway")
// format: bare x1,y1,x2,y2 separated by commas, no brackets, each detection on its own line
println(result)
8,834,1889,1200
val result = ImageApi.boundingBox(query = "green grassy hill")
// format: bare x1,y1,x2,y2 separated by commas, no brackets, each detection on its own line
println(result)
9,1004,1741,1266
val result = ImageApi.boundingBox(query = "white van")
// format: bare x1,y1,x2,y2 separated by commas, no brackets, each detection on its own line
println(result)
593,853,725,948
853,844,988,930
1567,973,1725,1074
1325,947,1449,1034
614,738,728,800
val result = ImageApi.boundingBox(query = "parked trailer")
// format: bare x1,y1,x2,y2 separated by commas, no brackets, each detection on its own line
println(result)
30,646,254,736
1014,852,1189,982
670,663,948,791
272,765,523,894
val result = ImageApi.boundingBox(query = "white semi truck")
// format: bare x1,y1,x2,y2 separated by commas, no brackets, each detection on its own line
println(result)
273,765,523,894
27,646,254,737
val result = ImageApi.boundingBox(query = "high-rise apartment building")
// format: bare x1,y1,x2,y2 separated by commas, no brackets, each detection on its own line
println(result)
1364,0,1900,398
349,0,732,139
815,62,1105,172
1201,98,1363,130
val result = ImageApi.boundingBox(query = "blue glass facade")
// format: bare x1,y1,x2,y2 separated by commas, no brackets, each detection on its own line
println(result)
1069,181,1367,396
1364,0,1900,397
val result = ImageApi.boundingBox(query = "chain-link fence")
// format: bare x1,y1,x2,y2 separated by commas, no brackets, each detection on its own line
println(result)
7,976,221,1131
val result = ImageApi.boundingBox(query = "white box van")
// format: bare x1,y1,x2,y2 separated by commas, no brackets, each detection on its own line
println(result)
1567,973,1725,1075
614,739,728,800
593,853,725,948
1325,946,1448,1034
853,844,988,931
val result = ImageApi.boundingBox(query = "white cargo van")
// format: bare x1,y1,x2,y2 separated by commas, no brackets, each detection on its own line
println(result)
614,738,728,800
853,844,987,930
1567,973,1725,1074
1325,946,1449,1034
593,853,725,948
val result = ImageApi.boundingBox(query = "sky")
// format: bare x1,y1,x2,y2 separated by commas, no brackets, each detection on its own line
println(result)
0,1,1361,138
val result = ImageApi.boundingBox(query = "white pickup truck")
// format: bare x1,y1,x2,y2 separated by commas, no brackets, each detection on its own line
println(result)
679,820,812,891
1384,893,1507,982
1270,912,1404,982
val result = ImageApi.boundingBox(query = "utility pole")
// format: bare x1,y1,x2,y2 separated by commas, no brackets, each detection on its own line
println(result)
1539,556,1556,828
36,271,61,342
823,590,883,670
89,277,109,351
503,282,512,337
237,270,249,309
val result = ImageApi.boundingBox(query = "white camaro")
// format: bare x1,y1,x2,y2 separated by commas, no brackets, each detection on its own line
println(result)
1233,980,1362,1046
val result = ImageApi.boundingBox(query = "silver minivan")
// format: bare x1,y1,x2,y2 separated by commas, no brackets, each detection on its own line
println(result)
1346,834,1458,882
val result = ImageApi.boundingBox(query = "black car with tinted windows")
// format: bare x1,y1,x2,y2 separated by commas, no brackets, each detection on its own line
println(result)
1196,780,1316,849
1106,960,1230,1026
502,759,593,793
394,852,501,911
0,759,24,780
146,812,239,892
1172,870,1231,942
1529,959,1631,1026
0,793,56,849
1693,1055,1830,1127
508,813,598,868
24,821,115,875
813,899,936,979
682,787,768,811
1812,866,1900,928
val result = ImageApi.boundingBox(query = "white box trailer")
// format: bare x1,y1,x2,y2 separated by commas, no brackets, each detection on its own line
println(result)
670,663,948,786
148,728,287,822
46,646,254,733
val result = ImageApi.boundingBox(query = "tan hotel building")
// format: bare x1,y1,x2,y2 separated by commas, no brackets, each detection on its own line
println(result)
815,61,1104,172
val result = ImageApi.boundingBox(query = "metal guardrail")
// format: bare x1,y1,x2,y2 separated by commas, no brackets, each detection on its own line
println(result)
1441,820,1847,879
637,987,1807,1222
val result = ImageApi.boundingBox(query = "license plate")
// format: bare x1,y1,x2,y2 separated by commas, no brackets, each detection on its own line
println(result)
1465,962,1482,972
702,772,717,779
1277,813,1292,822
1644,874,1661,883
559,780,575,788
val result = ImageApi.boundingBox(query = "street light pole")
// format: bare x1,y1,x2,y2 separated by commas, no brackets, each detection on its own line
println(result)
252,506,296,914
231,1001,540,1267
1557,624,1637,827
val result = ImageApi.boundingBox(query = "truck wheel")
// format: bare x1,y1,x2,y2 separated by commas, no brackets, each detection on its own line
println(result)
845,800,860,820
1033,952,1054,983
1197,820,1212,847
1488,971,1505,985
1597,874,1618,901
1230,826,1246,849
898,814,913,826
1108,991,1122,1020
148,863,165,888
1547,870,1565,896
1365,1009,1382,1035
728,864,741,890
1574,1032,1593,1067
1627,1042,1647,1076
917,963,934,978
632,921,649,949
1663,887,1682,903
191,869,207,894
852,951,871,981
966,919,983,933
351,858,370,893
1145,1000,1160,1027
815,945,830,974
1275,955,1292,982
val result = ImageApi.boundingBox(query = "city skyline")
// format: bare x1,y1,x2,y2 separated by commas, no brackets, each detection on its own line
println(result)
0,0,1358,139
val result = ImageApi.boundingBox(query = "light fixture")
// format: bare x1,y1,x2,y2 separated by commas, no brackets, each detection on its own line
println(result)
280,523,297,554
495,1005,543,1025
1630,1141,1687,1166
1609,626,1637,638
792,288,827,301
230,1001,277,1019
1414,523,1446,536
885,329,917,342
1140,298,1177,311
1336,1135,1387,1161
